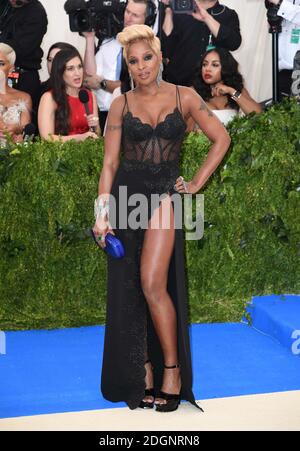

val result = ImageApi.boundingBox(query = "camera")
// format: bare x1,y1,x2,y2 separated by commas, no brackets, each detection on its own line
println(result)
170,0,195,15
64,0,126,36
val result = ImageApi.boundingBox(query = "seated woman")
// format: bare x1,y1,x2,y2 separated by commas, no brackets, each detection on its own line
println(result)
0,43,32,145
188,47,262,130
38,48,100,142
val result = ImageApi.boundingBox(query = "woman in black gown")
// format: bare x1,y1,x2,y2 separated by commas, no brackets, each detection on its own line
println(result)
93,24,231,413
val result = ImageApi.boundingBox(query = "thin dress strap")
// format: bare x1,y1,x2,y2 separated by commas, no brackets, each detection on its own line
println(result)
176,86,183,114
122,92,130,116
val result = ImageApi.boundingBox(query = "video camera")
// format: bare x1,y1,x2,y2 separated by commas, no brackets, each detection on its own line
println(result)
169,0,195,14
64,0,126,37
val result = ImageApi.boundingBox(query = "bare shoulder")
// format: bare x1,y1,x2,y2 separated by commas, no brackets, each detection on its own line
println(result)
40,90,56,106
17,90,32,105
176,85,201,104
175,85,216,119
105,94,127,132
174,85,212,118
109,93,127,115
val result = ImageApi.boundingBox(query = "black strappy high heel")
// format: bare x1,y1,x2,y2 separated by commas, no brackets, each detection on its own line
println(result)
139,360,155,409
155,363,181,413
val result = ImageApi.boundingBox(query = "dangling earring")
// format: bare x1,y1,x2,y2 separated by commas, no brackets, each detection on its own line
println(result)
156,62,163,87
129,73,135,91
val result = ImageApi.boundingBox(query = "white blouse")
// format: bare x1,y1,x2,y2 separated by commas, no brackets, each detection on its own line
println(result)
212,109,239,126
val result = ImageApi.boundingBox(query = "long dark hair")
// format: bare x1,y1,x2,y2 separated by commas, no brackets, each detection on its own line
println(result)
193,48,244,110
47,41,76,60
50,48,83,135
42,42,77,96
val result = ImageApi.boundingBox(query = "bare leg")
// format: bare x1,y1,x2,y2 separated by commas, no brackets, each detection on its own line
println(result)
140,195,181,405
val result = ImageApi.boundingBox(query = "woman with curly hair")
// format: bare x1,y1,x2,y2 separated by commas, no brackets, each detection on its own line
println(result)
189,47,262,128
38,48,100,141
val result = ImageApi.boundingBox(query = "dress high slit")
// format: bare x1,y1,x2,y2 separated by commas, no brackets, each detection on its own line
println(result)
100,86,201,410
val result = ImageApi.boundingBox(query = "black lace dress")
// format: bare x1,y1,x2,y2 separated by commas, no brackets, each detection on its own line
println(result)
101,86,201,411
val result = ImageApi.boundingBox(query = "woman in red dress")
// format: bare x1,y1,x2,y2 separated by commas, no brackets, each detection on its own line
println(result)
38,48,100,141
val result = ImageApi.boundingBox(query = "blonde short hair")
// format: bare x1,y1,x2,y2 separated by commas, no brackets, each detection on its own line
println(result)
0,43,16,66
117,24,161,64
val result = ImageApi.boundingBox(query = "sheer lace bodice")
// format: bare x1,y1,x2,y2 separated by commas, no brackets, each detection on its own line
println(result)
121,86,186,164
0,100,27,125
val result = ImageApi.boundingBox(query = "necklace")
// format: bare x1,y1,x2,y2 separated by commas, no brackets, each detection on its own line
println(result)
210,5,226,16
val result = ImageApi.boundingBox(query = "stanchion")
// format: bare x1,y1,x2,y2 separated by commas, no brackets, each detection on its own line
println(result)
265,0,283,104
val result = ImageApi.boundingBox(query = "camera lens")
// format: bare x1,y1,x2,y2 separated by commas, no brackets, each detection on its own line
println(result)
74,11,90,32
174,0,194,13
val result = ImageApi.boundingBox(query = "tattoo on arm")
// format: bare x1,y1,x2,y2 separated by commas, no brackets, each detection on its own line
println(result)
106,124,122,131
199,100,213,117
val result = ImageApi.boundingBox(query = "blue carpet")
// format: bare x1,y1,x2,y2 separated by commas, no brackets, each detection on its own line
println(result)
245,294,300,353
1,321,300,419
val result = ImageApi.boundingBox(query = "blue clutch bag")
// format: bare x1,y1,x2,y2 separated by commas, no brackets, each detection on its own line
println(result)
91,229,125,259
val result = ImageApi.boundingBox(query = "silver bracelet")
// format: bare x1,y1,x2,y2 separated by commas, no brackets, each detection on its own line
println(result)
94,196,109,220
231,90,242,101
183,180,189,194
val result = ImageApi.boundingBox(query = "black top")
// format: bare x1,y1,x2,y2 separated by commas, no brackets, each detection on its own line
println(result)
161,2,242,86
122,86,186,164
0,0,48,71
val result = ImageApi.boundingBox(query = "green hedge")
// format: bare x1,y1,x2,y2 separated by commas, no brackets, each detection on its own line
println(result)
0,100,299,330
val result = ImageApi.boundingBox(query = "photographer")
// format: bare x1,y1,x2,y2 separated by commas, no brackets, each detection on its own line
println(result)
161,0,241,86
268,0,300,97
0,0,48,123
83,0,156,133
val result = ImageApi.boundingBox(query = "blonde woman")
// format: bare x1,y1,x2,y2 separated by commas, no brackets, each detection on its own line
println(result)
93,24,231,413
0,43,31,145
